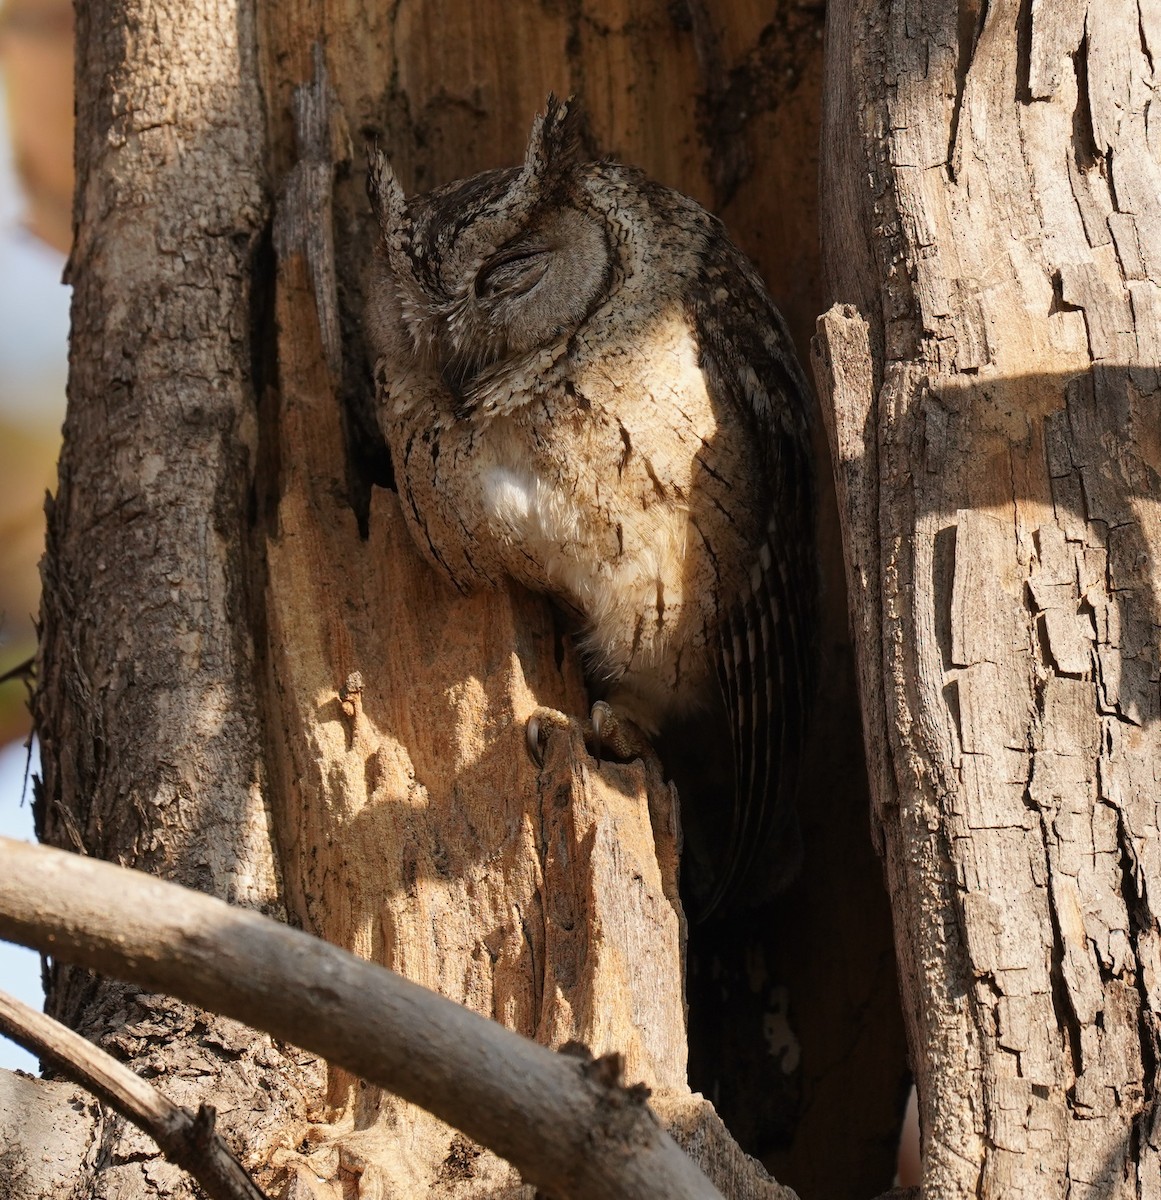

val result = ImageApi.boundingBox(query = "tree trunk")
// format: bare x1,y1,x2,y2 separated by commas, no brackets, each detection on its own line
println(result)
815,0,1161,1195
8,1,908,1197
30,0,324,1194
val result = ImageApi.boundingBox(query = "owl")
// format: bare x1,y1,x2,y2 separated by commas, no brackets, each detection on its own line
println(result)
364,97,816,913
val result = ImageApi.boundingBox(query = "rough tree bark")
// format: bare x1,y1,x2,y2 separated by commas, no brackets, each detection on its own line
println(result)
5,1,907,1198
815,0,1161,1196
30,2,325,1197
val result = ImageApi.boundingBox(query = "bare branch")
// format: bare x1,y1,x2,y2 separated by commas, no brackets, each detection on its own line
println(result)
0,989,268,1200
0,656,35,686
0,837,726,1200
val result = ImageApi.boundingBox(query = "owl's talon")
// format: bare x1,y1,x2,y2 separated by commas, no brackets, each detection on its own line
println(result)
590,700,608,761
526,706,575,768
526,715,546,767
525,702,650,769
585,700,653,764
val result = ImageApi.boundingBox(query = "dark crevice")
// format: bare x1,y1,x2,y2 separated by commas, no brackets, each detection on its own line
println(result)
1015,0,1034,104
1071,33,1101,170
948,0,988,180
1040,812,1086,1083
1138,1,1156,74
1034,613,1065,677
1024,576,1052,676
942,681,964,758
933,523,958,671
1106,150,1121,216
1114,807,1160,1164
343,354,395,540
248,219,281,533
1025,643,1085,1081
1048,268,1083,317
339,205,395,535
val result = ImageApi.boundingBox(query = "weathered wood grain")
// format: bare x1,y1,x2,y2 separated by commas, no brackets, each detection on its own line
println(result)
818,0,1161,1194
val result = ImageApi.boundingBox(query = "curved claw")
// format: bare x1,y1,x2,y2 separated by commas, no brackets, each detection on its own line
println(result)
585,700,652,764
525,713,547,768
590,700,611,762
526,706,574,769
525,702,652,770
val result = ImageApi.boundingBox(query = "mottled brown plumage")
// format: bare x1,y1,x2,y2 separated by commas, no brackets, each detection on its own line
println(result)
365,97,816,911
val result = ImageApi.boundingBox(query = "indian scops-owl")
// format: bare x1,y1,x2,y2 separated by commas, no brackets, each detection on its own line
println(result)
364,97,816,912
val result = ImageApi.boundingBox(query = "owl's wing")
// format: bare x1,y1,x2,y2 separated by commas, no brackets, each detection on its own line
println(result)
688,233,817,914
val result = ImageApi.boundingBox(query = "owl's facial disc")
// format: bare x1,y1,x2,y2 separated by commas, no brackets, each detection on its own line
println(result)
434,203,612,407
476,208,608,339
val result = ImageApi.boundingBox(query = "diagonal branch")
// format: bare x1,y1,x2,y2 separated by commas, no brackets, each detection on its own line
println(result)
0,837,725,1200
0,989,268,1200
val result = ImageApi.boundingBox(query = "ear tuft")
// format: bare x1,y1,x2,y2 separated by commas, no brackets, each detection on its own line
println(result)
523,94,587,182
367,148,409,242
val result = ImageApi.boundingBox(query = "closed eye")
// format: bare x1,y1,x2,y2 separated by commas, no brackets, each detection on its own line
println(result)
474,246,550,300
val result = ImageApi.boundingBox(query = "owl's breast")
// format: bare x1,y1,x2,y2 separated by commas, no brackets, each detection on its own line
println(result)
384,303,768,725
461,311,767,715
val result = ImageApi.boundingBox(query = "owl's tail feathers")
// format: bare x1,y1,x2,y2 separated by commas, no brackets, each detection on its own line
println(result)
700,506,815,919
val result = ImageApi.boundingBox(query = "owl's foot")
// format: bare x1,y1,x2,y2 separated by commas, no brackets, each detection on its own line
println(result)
525,701,654,768
588,700,654,762
525,706,571,766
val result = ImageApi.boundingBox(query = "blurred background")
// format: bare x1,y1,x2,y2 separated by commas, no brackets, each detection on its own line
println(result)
0,0,72,1072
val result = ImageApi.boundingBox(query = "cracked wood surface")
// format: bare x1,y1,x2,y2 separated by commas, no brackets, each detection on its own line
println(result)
817,0,1161,1196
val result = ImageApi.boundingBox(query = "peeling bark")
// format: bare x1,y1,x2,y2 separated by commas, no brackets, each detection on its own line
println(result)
28,0,322,1195
817,0,1161,1195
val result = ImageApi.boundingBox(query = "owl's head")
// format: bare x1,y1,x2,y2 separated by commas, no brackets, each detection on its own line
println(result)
369,96,613,399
